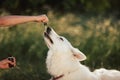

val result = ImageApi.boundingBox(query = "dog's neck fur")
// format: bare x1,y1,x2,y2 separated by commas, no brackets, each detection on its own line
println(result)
46,50,78,75
46,50,97,80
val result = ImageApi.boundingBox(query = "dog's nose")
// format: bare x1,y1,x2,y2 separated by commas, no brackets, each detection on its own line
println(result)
46,27,51,34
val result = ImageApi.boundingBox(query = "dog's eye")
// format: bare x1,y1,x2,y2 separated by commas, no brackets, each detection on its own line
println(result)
60,37,64,41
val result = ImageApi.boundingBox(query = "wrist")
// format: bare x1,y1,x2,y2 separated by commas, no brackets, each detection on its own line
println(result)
32,16,39,22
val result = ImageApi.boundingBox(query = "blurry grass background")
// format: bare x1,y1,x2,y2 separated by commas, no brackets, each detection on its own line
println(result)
0,11,120,80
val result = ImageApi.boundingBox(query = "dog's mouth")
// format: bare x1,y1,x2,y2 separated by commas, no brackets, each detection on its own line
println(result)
44,27,53,44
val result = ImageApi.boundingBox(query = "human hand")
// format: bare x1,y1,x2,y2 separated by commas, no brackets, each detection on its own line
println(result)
0,57,16,69
35,14,49,23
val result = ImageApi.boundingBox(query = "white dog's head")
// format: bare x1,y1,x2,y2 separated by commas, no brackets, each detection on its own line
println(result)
44,27,86,61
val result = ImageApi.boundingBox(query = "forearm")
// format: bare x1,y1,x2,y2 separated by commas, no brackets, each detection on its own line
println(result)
0,16,37,26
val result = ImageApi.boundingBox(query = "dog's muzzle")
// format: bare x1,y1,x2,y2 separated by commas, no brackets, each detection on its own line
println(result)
44,27,53,44
46,27,51,34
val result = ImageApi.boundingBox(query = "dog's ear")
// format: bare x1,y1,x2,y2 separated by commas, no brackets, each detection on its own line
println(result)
71,48,86,61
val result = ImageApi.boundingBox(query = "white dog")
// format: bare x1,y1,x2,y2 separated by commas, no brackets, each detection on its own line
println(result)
43,27,120,80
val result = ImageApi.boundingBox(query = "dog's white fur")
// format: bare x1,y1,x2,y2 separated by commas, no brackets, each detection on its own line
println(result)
94,68,120,80
44,27,120,80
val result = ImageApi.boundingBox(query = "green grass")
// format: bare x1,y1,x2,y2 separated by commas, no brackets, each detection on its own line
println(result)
0,12,120,79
